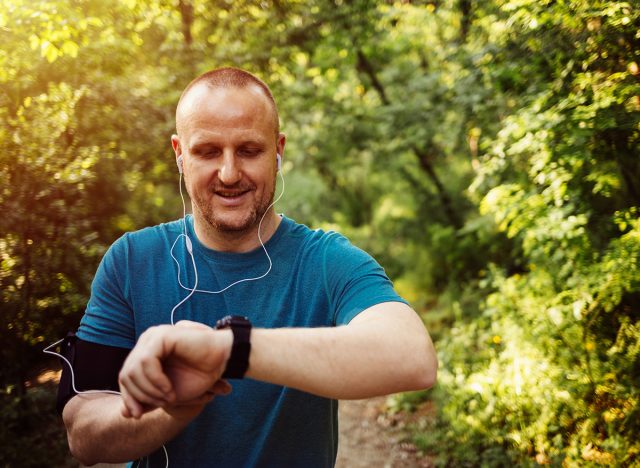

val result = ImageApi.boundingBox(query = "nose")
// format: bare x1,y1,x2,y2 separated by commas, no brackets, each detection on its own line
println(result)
218,152,241,186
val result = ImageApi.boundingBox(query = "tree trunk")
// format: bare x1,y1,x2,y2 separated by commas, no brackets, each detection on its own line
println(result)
354,49,462,228
178,0,194,48
414,145,462,229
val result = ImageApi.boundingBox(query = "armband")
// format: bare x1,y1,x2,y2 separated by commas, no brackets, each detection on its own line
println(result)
56,333,130,415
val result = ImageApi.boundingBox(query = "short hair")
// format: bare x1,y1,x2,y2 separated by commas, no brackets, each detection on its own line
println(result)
177,67,279,135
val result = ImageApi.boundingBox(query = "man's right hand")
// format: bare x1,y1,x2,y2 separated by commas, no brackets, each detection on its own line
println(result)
118,320,233,419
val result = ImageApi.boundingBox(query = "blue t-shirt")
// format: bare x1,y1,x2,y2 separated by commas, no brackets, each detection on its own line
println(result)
78,214,406,467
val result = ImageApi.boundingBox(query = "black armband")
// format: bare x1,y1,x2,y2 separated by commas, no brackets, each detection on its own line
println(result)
56,333,130,415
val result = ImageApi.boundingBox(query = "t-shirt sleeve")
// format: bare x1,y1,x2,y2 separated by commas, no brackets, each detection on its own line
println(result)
323,234,408,326
76,234,136,349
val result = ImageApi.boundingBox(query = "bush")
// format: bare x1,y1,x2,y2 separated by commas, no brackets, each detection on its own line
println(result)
0,382,73,468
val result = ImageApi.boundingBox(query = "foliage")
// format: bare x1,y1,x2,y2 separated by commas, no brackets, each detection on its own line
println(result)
1,0,174,392
0,383,73,468
1,0,638,466
417,0,640,465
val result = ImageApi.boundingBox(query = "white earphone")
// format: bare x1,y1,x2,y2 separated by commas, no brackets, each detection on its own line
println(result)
169,150,285,324
177,155,184,174
44,149,285,468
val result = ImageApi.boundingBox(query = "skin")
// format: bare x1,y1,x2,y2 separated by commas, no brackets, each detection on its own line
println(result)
171,83,285,253
119,303,436,420
63,82,438,466
63,323,233,464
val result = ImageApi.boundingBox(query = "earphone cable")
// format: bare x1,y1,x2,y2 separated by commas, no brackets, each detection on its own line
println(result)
170,168,285,297
41,160,285,468
42,340,170,468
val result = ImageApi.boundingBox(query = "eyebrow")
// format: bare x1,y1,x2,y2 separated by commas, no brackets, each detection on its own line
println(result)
189,139,267,151
189,141,217,153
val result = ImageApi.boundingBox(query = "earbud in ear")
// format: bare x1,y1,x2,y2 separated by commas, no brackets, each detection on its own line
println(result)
276,153,282,172
177,155,184,174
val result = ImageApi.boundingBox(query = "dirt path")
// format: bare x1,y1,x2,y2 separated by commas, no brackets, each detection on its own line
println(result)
336,397,433,468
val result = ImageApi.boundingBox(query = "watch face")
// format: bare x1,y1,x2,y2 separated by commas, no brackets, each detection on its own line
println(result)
216,315,250,329
229,316,251,327
216,317,231,329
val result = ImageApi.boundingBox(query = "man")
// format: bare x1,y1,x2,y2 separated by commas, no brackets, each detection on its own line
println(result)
60,67,437,467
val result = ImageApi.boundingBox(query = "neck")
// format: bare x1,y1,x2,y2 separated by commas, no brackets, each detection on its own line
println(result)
192,210,281,253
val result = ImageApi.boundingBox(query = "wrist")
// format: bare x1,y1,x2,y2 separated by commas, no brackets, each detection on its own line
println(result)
162,402,205,423
216,328,234,368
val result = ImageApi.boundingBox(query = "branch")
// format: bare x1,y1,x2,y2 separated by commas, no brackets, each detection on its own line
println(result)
178,0,194,47
458,0,472,43
352,49,462,228
413,144,463,229
355,49,390,106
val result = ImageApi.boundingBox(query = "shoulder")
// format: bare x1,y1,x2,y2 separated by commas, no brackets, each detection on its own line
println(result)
282,217,375,268
283,216,355,248
110,218,184,256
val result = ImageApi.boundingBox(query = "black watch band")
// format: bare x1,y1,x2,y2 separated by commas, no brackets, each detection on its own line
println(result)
215,315,252,379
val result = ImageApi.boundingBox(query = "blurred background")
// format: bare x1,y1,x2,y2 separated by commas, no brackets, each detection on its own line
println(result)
1,0,639,466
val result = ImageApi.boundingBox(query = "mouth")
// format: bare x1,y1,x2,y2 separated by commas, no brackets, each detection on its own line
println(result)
212,188,252,206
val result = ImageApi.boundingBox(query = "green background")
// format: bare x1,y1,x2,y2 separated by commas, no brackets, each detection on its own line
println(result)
1,0,639,466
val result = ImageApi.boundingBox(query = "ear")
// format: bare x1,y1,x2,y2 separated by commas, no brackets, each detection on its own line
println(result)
171,135,183,173
171,134,181,158
276,133,286,161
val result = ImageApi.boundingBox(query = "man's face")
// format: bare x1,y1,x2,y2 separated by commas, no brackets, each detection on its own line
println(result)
173,84,284,234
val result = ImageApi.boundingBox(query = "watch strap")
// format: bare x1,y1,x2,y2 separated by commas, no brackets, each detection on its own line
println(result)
216,315,252,379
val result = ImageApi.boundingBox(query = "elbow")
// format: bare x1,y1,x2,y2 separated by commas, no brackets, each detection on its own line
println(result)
418,354,438,390
68,430,130,466
393,330,438,393
64,413,90,466
64,413,99,466
412,340,438,391
67,433,98,467
398,356,436,393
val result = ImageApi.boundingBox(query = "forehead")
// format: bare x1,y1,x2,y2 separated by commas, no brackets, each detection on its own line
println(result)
177,84,277,143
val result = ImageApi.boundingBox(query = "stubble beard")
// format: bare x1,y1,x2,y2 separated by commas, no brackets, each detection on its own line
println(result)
192,184,276,235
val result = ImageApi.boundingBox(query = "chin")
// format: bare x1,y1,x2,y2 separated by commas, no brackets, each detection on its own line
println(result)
207,213,258,233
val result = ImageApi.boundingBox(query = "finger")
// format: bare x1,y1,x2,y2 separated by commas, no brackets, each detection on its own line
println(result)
122,372,167,409
134,330,174,394
120,389,143,419
132,372,171,405
121,347,175,401
139,356,175,400
120,400,132,418
119,363,167,410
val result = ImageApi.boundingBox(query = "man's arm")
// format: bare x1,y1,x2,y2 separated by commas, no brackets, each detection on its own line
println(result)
249,301,437,399
119,302,437,417
63,382,232,465
62,393,205,465
62,323,233,465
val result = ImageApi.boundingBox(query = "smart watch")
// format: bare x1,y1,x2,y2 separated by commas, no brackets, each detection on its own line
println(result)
215,315,252,379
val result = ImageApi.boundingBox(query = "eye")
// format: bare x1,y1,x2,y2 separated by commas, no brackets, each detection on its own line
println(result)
238,147,262,157
192,146,221,158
